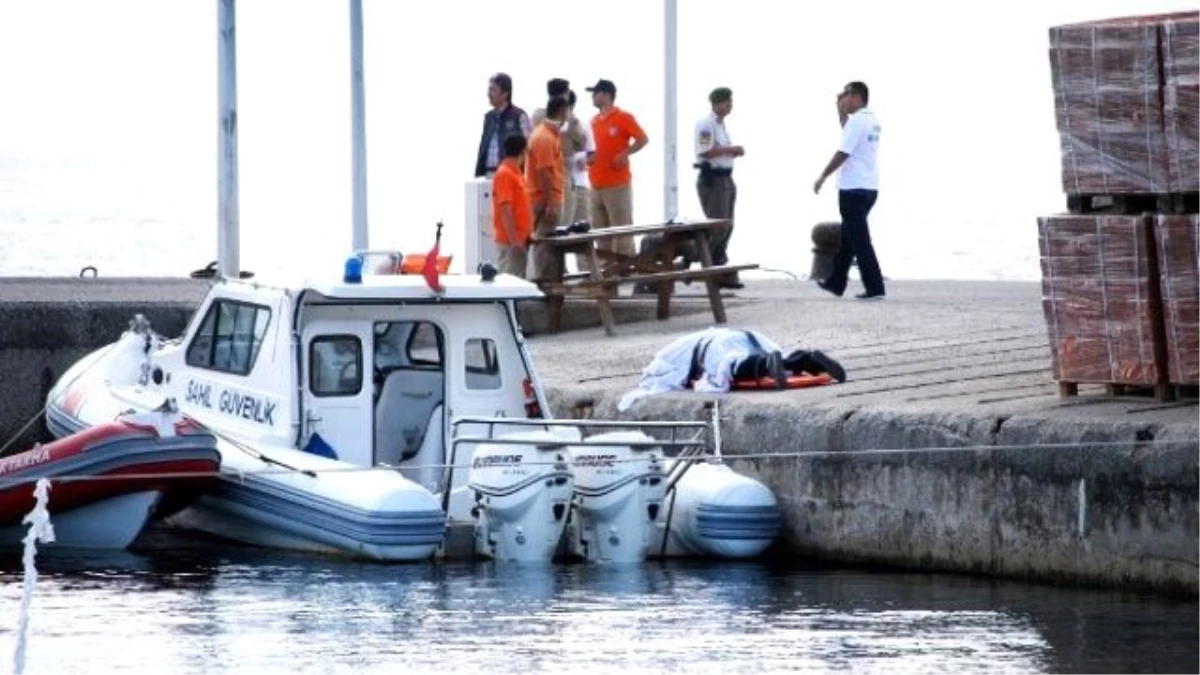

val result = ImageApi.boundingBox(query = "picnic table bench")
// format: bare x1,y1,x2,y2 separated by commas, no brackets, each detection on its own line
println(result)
531,219,757,336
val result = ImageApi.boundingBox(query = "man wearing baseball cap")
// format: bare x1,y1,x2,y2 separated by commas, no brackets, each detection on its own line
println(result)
585,79,648,266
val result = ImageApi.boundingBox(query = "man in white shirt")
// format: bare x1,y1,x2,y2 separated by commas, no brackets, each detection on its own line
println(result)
564,90,594,227
694,87,745,289
813,81,885,300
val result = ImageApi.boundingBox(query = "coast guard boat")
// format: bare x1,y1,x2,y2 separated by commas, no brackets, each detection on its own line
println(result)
45,254,780,562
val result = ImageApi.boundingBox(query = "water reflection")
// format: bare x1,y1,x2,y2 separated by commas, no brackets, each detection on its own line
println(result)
0,539,1194,675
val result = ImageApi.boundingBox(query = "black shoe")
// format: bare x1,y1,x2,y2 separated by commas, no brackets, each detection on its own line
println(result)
807,350,846,382
855,291,886,300
717,279,745,290
782,350,810,374
783,349,847,383
816,279,844,297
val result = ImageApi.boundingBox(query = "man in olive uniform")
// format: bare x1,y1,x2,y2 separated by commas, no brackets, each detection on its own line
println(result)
694,87,745,289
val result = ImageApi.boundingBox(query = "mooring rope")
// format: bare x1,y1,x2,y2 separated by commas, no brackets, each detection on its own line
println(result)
2,436,1193,487
13,478,53,675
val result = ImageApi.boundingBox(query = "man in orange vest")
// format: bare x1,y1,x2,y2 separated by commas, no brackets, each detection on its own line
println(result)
491,134,534,278
586,79,648,263
527,97,570,281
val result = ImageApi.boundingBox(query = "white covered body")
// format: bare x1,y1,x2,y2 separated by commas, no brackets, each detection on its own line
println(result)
468,431,574,562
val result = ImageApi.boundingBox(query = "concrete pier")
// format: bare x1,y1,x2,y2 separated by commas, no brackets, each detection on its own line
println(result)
0,277,1195,594
528,280,1199,595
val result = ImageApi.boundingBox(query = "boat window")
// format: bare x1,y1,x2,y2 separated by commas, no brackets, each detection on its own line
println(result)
185,300,272,376
372,321,445,402
406,322,444,368
372,321,444,370
464,338,501,390
310,335,362,397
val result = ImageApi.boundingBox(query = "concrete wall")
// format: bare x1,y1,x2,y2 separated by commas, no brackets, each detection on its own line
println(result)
0,279,207,451
547,390,1200,595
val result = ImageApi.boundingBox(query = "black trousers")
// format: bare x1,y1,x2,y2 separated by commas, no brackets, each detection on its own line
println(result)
697,173,736,265
825,189,884,295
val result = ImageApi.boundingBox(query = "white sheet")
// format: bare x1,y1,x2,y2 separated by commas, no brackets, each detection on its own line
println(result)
617,328,782,411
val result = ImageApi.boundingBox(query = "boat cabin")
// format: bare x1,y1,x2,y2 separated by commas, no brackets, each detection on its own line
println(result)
150,264,546,492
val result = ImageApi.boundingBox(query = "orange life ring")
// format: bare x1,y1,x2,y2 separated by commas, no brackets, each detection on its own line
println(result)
730,372,836,391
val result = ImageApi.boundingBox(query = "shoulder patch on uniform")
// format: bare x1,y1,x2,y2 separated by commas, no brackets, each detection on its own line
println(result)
699,130,713,144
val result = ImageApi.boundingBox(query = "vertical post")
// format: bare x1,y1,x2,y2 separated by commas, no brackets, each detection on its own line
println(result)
349,0,369,251
217,0,240,278
663,0,679,222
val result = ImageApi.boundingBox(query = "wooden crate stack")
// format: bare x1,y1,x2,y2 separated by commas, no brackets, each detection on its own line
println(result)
1049,16,1169,198
1039,214,1169,398
1163,16,1199,196
1041,11,1199,401
1156,215,1200,388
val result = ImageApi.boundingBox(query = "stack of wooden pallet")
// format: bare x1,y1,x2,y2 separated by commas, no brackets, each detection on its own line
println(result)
1040,11,1199,402
1156,215,1200,388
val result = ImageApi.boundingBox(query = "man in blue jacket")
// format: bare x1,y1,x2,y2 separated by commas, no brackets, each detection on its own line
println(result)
475,73,532,178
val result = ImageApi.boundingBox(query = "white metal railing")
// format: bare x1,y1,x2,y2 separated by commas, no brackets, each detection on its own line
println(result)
441,416,714,511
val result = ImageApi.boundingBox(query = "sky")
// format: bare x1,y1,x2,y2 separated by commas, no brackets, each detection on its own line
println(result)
0,0,1195,279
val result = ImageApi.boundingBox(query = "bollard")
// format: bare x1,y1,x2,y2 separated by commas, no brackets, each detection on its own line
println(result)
810,222,842,280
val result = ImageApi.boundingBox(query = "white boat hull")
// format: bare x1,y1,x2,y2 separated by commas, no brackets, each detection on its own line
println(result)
167,491,442,561
0,491,162,550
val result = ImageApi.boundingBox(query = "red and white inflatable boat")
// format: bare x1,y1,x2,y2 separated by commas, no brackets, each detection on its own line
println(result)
0,409,220,550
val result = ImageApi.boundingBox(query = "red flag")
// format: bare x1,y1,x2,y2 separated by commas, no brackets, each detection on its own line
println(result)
423,223,445,293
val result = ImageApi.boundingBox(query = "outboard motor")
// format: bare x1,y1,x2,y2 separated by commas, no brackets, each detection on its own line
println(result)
566,431,667,563
468,430,574,563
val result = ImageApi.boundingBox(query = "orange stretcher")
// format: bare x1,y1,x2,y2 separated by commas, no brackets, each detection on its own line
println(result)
730,372,837,391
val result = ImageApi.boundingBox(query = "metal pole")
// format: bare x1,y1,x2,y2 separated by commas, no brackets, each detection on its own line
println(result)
217,0,240,278
349,0,369,251
663,0,678,222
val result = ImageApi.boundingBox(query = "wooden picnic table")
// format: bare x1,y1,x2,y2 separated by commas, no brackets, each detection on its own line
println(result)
530,218,758,336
